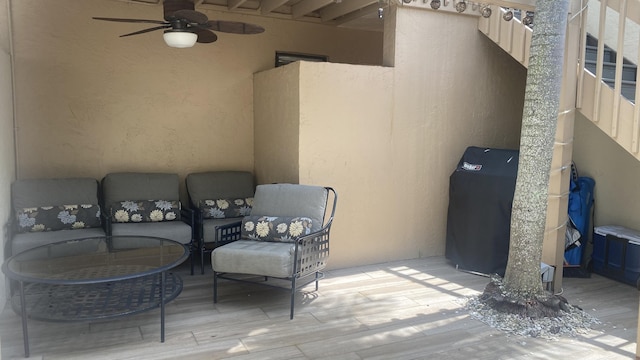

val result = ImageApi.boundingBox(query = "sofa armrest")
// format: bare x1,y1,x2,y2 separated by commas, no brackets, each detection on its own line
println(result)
215,220,242,247
4,217,16,259
101,209,112,236
181,207,195,227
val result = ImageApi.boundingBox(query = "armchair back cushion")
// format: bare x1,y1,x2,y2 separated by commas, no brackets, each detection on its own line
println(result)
102,172,180,213
250,184,328,233
13,178,100,210
186,171,254,208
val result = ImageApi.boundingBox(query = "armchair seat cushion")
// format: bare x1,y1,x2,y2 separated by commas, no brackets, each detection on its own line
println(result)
110,221,192,245
212,240,295,278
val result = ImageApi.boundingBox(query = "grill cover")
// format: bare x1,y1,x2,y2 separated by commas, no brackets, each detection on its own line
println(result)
445,146,519,276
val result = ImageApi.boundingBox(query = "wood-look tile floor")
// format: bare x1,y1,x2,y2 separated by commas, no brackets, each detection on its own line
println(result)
0,257,638,359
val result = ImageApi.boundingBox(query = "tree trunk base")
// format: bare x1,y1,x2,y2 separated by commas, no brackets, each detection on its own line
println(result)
479,276,572,319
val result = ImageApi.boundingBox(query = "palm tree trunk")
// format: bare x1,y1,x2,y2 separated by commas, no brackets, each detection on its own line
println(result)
502,0,570,300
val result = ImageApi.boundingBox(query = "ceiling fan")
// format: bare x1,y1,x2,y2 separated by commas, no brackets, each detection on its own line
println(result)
93,0,265,48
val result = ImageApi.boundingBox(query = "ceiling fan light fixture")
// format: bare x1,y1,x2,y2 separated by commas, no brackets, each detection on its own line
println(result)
163,30,197,48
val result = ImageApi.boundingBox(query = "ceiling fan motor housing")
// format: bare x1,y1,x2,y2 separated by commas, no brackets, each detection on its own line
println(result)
163,0,195,20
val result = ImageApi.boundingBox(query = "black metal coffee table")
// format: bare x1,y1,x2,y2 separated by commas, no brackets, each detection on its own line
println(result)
2,236,188,357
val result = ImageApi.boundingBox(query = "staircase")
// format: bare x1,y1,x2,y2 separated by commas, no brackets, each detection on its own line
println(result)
478,3,640,160
477,1,640,290
585,34,637,103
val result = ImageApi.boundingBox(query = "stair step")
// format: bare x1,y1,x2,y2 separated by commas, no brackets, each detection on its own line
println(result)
585,60,637,82
601,78,637,102
586,45,616,63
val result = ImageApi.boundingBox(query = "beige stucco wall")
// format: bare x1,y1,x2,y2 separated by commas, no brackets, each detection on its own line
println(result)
9,0,382,202
298,62,395,266
254,7,526,269
574,113,640,231
0,0,14,301
254,63,301,184
387,8,526,262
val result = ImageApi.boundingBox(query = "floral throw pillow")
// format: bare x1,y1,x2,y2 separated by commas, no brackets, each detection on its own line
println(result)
241,216,313,243
200,197,253,219
111,200,180,223
16,204,101,233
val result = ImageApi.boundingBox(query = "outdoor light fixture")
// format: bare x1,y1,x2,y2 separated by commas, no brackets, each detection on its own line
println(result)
430,0,441,10
378,0,385,19
481,5,491,18
503,8,514,21
163,30,197,48
455,1,467,13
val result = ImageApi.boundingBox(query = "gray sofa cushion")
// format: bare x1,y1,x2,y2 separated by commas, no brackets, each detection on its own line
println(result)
11,227,106,255
102,172,180,210
250,184,328,232
110,221,192,245
12,178,99,209
10,177,104,256
186,171,254,207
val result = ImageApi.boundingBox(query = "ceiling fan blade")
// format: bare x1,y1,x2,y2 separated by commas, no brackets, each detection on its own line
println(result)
194,28,218,44
120,25,170,38
93,17,166,25
205,21,265,35
170,9,208,25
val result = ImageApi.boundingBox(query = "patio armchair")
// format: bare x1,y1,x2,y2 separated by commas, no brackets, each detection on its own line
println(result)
8,177,106,257
101,172,196,274
185,171,255,274
211,183,337,319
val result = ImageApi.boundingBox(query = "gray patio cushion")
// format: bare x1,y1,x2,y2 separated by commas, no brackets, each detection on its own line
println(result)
12,178,99,209
11,227,105,255
10,178,104,256
211,240,295,278
102,172,180,210
250,184,328,232
110,221,192,245
186,171,254,207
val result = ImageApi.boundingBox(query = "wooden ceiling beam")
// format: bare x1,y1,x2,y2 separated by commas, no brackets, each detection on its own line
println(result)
292,0,335,19
228,0,248,10
320,0,377,22
483,0,536,11
260,0,290,14
333,3,380,26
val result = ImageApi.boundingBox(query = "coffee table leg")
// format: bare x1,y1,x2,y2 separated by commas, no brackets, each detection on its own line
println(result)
161,271,166,342
19,281,30,357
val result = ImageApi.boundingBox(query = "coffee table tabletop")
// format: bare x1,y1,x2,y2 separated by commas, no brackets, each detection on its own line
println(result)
2,236,188,358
